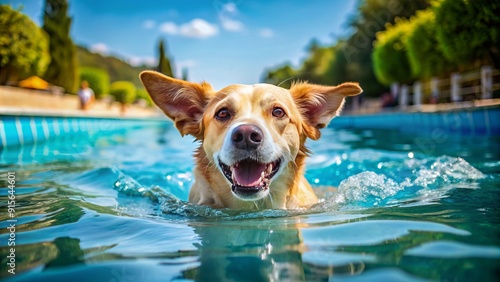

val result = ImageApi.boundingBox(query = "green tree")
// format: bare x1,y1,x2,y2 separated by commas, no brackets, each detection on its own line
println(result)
110,81,136,105
340,0,430,95
42,0,78,93
262,63,297,89
181,67,188,81
296,40,335,85
406,8,453,80
0,5,50,84
372,18,415,85
79,67,109,98
435,0,500,69
323,41,351,86
157,38,175,78
260,0,431,96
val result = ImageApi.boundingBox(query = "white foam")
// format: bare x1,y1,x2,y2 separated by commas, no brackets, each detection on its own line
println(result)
323,156,485,209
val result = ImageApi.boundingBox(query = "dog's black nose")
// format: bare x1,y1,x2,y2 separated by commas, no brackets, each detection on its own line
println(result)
231,124,263,150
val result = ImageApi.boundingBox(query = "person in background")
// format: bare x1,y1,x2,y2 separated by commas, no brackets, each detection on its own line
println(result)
77,81,95,110
381,91,397,108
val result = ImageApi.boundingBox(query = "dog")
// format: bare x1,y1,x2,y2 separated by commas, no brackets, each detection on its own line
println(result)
140,71,362,210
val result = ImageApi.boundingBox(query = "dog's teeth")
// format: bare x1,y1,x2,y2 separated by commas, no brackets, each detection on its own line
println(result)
261,171,265,179
231,172,237,184
266,164,272,174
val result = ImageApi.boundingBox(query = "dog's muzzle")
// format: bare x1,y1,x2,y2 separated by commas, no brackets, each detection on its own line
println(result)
218,124,282,200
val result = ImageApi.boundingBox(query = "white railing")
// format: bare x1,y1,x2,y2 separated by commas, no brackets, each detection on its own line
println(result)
393,66,500,110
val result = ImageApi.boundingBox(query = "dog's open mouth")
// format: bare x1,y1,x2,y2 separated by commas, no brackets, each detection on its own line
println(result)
219,158,281,195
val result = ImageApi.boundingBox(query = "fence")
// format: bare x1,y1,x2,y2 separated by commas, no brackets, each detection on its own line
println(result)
392,66,500,110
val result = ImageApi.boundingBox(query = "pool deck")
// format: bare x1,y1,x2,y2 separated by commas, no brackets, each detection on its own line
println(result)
0,85,162,119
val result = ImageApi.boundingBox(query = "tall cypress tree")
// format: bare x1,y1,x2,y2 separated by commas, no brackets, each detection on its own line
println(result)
43,0,78,93
157,39,175,78
182,67,188,81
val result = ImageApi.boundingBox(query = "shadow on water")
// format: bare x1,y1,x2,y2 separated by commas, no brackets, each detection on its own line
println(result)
45,237,85,268
184,222,309,281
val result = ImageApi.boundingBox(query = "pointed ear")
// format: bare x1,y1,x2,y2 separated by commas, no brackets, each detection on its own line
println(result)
140,71,214,138
290,82,362,140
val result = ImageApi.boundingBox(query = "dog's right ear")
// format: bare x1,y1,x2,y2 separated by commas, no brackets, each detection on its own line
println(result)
140,71,214,138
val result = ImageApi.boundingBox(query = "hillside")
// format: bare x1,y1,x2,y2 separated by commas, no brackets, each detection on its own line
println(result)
76,46,151,88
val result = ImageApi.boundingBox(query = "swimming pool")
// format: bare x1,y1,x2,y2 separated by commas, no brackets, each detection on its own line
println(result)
1,118,499,281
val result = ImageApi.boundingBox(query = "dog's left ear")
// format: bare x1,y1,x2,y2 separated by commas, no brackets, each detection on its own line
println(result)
290,82,362,140
140,71,214,138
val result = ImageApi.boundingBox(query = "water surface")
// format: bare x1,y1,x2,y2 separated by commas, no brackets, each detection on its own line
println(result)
1,123,499,281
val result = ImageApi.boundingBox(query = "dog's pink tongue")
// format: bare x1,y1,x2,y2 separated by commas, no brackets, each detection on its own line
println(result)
233,160,265,187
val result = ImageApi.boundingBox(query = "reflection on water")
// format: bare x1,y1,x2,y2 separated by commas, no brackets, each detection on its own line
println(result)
0,125,499,281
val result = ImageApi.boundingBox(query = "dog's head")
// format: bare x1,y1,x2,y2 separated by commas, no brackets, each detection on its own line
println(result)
140,71,362,204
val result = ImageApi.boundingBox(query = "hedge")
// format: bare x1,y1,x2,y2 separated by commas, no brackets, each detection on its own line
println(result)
79,67,109,98
372,18,414,86
435,0,500,69
110,81,136,104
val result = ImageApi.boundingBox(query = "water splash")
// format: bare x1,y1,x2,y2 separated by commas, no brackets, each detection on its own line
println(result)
112,155,485,218
322,156,485,209
113,173,162,202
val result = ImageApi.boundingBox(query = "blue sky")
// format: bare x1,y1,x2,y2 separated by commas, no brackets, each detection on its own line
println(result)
3,0,358,90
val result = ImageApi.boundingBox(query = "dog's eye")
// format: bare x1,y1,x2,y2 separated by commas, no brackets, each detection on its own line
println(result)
272,107,286,118
215,108,231,121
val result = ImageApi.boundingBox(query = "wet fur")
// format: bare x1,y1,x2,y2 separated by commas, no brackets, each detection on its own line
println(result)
140,71,362,210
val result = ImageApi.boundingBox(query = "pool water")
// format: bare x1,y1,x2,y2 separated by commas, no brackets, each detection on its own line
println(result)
1,123,499,281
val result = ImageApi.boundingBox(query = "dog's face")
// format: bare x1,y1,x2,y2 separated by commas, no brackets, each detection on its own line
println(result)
140,71,362,204
203,84,304,201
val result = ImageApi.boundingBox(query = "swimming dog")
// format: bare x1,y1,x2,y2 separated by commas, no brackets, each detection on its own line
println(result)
140,71,362,210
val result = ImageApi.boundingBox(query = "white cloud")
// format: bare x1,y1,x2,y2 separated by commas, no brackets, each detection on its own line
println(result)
259,28,274,38
90,43,109,54
142,20,156,29
160,19,218,39
221,18,243,31
128,56,157,67
180,19,218,38
160,22,178,34
222,3,238,14
216,2,244,32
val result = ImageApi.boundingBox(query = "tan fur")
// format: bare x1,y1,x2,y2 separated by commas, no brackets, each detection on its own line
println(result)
140,71,362,210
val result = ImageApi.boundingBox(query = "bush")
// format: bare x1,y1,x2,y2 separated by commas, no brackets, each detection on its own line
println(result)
372,18,415,85
406,9,454,80
135,88,153,106
0,5,50,84
110,81,136,104
435,0,500,69
79,67,109,98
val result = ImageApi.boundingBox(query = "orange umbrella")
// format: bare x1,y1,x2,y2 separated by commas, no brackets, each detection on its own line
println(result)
19,76,49,90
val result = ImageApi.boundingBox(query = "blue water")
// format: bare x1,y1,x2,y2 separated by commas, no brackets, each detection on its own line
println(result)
1,123,499,281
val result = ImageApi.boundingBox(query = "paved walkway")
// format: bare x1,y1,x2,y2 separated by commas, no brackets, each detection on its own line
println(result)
0,106,164,119
0,86,162,119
